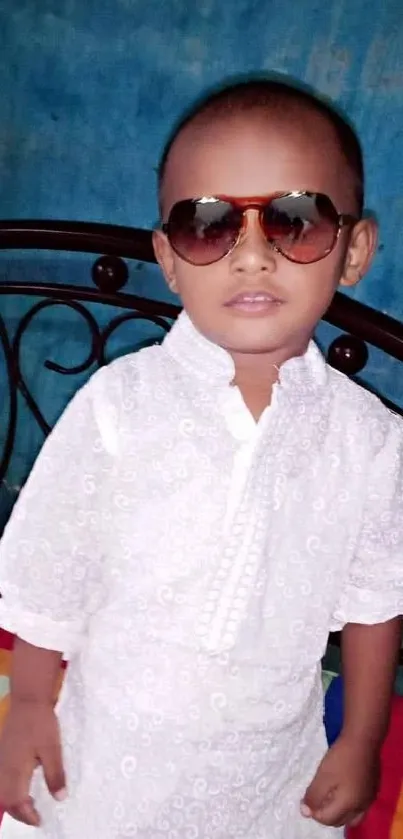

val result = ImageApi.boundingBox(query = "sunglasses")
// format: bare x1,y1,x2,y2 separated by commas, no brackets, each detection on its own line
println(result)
162,192,358,266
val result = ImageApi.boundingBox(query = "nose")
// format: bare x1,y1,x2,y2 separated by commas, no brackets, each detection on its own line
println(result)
230,209,276,273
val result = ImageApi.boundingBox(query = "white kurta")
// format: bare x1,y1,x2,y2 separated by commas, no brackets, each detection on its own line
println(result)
0,312,403,839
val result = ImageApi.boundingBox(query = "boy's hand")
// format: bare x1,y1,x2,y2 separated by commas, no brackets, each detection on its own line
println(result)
0,699,66,826
301,734,380,828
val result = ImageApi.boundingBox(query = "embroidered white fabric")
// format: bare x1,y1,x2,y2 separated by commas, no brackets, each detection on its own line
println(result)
0,311,403,839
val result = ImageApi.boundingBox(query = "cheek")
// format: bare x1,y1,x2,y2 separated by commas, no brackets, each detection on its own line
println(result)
172,260,228,308
288,257,341,317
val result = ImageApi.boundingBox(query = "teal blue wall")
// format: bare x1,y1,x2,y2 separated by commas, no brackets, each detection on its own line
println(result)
1,0,403,521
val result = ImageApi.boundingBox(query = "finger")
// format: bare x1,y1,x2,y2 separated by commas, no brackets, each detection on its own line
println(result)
332,812,365,829
303,769,336,813
348,811,366,828
7,796,41,827
321,811,357,829
1,761,39,825
40,741,67,800
312,796,354,827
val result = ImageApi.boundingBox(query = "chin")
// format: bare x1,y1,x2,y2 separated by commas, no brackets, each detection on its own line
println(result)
221,329,311,361
221,337,284,356
220,325,285,354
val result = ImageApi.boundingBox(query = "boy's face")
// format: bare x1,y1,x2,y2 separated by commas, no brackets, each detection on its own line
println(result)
153,110,377,365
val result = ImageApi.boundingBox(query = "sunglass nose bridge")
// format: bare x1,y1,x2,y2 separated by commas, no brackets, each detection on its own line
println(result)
231,209,280,256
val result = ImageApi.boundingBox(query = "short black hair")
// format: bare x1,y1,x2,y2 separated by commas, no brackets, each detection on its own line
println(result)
158,78,364,214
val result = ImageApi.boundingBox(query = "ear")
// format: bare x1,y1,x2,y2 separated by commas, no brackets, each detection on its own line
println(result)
339,217,378,288
152,229,178,293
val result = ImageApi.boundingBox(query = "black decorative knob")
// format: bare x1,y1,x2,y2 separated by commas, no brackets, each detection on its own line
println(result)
92,255,129,292
327,334,369,375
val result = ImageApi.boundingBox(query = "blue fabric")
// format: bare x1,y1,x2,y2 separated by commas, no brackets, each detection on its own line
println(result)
324,676,344,746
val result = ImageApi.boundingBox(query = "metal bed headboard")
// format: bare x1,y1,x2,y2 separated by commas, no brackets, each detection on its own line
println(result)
1,218,402,491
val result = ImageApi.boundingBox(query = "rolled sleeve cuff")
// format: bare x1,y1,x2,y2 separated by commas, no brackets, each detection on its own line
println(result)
330,584,403,632
0,599,86,660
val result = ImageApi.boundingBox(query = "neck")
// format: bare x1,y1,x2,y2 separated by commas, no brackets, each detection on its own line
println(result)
231,354,280,421
230,340,310,421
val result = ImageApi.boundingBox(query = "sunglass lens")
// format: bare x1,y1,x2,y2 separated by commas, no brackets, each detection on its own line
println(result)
262,193,339,263
166,199,242,265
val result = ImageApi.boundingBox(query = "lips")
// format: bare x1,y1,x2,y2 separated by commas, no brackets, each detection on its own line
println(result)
224,290,284,312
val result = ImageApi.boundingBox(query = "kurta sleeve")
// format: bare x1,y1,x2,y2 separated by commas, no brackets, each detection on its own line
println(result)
0,366,117,659
331,411,403,631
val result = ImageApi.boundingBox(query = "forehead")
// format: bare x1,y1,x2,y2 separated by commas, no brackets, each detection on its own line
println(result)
161,111,355,213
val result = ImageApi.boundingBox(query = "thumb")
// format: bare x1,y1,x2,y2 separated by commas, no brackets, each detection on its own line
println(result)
39,738,67,802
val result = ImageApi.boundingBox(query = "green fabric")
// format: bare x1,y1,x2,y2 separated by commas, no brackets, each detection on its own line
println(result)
322,670,337,692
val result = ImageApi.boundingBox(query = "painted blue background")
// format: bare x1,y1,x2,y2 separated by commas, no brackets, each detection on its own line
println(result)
1,0,403,521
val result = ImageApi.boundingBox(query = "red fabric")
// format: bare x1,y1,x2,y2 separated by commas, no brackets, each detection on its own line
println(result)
0,630,12,824
0,629,14,651
348,696,403,839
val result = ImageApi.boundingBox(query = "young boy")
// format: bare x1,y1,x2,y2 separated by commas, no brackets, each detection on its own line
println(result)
0,79,402,839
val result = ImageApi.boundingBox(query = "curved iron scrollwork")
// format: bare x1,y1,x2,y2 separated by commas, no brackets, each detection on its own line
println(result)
13,299,102,436
0,253,180,491
0,313,18,486
98,312,173,367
